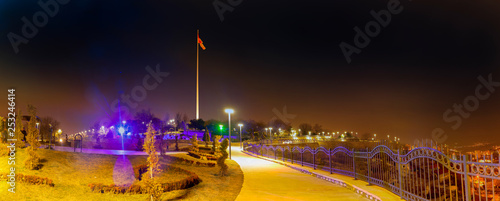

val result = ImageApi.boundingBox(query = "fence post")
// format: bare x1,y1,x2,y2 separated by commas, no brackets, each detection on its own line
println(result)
261,145,263,156
398,150,403,199
274,147,277,160
291,149,294,164
282,148,285,162
352,148,356,180
313,149,316,170
367,151,371,185
329,148,332,174
463,155,471,201
301,150,304,167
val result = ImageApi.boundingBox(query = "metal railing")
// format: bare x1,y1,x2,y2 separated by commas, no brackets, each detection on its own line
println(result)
243,143,500,201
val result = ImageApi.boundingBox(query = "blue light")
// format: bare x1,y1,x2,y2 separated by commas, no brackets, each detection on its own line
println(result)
118,127,125,135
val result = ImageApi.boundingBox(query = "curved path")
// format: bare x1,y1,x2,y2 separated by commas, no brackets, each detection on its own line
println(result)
231,146,370,201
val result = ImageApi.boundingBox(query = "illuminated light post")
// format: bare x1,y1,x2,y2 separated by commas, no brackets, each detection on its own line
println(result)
219,125,223,136
269,127,273,141
238,123,243,149
224,109,234,159
36,122,40,142
118,127,125,136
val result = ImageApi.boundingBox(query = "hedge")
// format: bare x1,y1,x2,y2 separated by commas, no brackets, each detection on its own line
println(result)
162,155,216,167
0,173,55,187
188,151,218,161
88,164,202,194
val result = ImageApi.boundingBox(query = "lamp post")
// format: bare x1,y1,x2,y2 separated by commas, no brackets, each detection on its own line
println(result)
238,123,243,149
219,125,223,136
269,127,273,142
225,109,234,159
36,122,40,142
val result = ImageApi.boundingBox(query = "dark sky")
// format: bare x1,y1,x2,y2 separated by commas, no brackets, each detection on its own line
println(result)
1,0,499,147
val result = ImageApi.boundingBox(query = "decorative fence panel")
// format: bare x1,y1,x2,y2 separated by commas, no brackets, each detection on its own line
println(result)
243,143,500,201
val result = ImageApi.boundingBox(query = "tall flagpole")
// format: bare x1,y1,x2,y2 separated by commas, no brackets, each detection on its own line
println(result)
196,29,199,119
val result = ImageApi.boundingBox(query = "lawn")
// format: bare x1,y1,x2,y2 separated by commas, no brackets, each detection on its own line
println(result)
0,146,243,201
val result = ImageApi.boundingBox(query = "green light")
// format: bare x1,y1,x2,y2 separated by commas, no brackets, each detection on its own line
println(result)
219,125,223,130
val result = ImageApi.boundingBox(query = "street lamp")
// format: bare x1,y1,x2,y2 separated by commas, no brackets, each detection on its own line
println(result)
36,122,40,142
224,108,234,159
269,127,273,141
238,123,243,149
219,125,223,135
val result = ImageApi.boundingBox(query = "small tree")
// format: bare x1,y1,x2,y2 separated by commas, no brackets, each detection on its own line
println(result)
217,138,229,176
0,116,6,143
190,135,199,153
135,133,143,151
212,135,221,154
174,135,179,151
203,128,210,147
143,123,162,201
25,105,40,170
15,110,25,148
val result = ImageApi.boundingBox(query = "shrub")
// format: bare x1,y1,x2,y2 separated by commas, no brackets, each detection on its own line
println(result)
25,105,40,170
188,151,218,161
0,144,9,157
203,129,210,147
217,139,229,176
89,164,201,195
143,123,162,200
212,135,221,154
190,135,199,153
161,155,216,167
0,173,54,187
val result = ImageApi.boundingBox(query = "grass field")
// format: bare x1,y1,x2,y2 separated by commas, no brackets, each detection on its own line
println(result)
0,146,243,201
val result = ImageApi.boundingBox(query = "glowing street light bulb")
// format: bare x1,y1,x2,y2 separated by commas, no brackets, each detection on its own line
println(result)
224,108,234,159
238,123,243,149
122,120,126,124
118,127,125,135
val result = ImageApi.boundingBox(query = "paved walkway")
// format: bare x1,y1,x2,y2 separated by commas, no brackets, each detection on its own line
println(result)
231,146,371,201
239,148,401,201
50,145,186,155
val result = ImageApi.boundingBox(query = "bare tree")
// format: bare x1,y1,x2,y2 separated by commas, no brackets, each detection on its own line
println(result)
298,123,312,135
40,116,60,143
174,113,182,131
313,124,323,135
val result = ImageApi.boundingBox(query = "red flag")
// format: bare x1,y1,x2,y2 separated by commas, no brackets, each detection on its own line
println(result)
198,34,206,50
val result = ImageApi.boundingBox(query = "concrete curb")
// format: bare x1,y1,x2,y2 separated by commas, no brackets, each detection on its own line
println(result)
242,151,383,201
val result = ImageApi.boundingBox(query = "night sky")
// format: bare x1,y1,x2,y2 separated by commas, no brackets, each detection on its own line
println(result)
1,0,499,147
